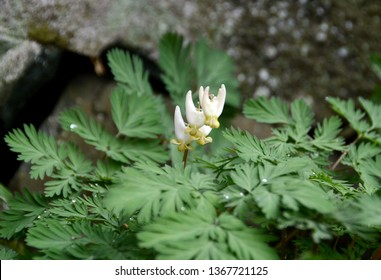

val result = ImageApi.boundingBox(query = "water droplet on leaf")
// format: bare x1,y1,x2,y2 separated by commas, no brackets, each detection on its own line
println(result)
312,152,319,158
223,194,230,200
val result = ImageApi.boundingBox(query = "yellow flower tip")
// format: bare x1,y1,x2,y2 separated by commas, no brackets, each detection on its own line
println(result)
171,139,192,152
197,136,213,145
170,139,179,145
185,125,199,137
205,116,220,129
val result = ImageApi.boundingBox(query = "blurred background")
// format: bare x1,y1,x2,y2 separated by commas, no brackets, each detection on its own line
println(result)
1,0,381,190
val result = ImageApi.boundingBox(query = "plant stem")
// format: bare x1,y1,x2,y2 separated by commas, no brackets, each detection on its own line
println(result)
333,236,340,251
182,149,189,167
276,228,299,259
330,135,360,170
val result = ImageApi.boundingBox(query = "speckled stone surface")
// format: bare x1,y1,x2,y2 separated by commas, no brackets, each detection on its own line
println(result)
1,0,381,116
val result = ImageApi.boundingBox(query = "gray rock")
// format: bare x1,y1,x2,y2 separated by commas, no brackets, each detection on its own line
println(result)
0,40,61,130
1,0,381,118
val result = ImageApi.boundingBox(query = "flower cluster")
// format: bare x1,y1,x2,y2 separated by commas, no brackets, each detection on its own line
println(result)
171,84,226,152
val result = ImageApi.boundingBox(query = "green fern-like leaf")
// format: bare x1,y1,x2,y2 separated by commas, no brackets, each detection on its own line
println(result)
0,189,48,239
312,116,345,151
110,87,164,138
223,128,280,162
107,49,153,96
60,109,121,158
326,97,370,134
310,171,356,197
5,124,67,179
356,155,381,194
334,194,381,240
105,165,216,223
243,97,290,124
49,199,89,219
138,210,278,260
271,178,335,214
359,97,381,130
230,163,260,192
0,247,18,260
158,32,192,106
225,158,328,220
327,97,381,143
345,142,381,163
121,139,168,164
44,145,93,197
252,186,280,219
27,219,141,259
370,53,381,80
288,99,314,143
60,108,167,164
0,183,12,205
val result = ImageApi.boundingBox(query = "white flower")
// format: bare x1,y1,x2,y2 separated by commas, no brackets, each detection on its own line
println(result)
185,90,213,145
199,84,226,128
170,85,226,152
185,90,205,136
197,125,213,145
170,106,192,151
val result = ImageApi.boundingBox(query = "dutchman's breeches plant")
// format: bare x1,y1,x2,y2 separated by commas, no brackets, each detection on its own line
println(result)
1,32,381,260
171,85,226,166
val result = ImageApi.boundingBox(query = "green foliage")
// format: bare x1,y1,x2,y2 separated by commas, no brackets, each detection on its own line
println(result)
370,53,381,80
105,164,217,223
110,87,164,138
312,116,345,151
0,183,12,205
26,219,142,259
244,97,290,124
244,97,345,155
107,49,153,96
326,97,381,143
60,108,168,164
223,128,280,163
4,124,67,179
370,53,381,103
158,32,192,106
334,194,381,240
159,32,240,108
138,210,277,260
1,32,381,260
0,189,48,239
0,247,18,260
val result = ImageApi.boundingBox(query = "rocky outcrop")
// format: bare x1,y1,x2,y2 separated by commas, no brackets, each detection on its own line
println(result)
0,41,60,130
1,0,380,109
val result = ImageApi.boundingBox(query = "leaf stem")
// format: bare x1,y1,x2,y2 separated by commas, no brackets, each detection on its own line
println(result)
182,150,189,167
330,135,360,170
